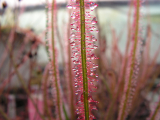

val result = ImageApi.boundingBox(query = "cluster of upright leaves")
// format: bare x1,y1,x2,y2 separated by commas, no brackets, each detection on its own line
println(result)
45,0,160,120
67,0,99,119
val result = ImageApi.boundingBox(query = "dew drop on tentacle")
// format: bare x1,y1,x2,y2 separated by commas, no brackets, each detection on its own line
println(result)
96,30,99,33
90,72,94,76
70,41,76,46
93,44,98,49
91,17,97,24
71,28,75,31
95,73,98,78
71,15,76,19
89,2,98,11
71,33,76,37
67,4,72,9
91,26,96,30
92,37,97,42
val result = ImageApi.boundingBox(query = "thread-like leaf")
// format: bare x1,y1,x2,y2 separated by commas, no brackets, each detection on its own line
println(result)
119,0,141,120
51,0,62,119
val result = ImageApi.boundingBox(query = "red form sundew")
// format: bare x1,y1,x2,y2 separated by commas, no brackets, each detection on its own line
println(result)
67,0,98,119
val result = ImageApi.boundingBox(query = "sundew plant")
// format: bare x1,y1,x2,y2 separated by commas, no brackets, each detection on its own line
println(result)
0,0,160,119
1,0,160,120
46,0,99,119
0,0,156,120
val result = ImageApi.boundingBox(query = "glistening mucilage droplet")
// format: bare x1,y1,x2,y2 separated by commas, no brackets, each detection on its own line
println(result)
91,17,97,24
67,4,72,9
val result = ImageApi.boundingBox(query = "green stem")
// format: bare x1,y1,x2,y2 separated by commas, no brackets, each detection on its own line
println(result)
151,102,160,120
80,0,89,120
63,104,70,120
6,30,44,120
0,107,10,120
120,0,140,120
51,0,62,120
10,51,45,120
43,70,52,120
